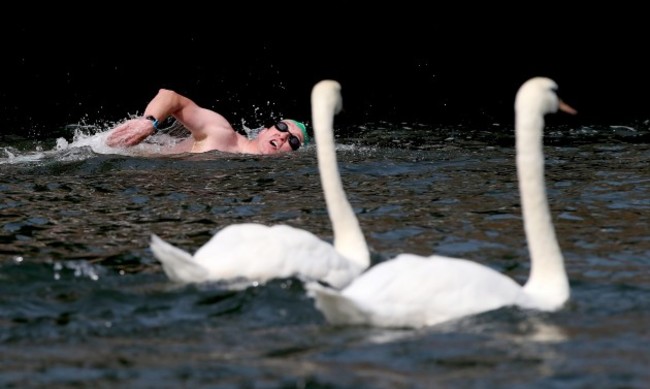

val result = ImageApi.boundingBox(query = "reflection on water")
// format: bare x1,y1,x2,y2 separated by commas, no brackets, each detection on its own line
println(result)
1,121,649,387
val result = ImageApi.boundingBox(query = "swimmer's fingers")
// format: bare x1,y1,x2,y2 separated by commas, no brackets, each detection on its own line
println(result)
106,119,154,147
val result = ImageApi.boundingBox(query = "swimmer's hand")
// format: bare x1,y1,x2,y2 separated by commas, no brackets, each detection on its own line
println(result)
106,118,155,147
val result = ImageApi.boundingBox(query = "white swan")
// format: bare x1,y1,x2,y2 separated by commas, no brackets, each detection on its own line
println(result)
150,80,369,289
306,77,575,328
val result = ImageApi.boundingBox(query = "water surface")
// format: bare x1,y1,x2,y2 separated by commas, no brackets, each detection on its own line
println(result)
1,122,649,388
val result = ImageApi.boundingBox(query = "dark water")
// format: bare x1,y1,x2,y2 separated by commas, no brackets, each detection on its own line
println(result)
1,122,649,388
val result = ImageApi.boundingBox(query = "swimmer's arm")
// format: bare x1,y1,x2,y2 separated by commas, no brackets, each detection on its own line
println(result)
144,89,235,142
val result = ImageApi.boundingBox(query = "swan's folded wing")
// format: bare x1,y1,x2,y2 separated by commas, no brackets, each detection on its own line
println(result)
319,254,525,328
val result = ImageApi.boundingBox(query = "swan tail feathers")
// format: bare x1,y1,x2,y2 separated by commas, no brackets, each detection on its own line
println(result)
305,282,368,325
150,234,207,283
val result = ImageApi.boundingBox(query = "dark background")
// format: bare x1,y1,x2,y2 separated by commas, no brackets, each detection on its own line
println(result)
2,16,649,139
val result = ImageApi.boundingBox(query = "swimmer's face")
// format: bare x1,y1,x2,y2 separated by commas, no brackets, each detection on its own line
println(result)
257,120,305,154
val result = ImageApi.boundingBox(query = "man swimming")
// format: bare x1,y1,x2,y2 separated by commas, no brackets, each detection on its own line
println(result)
106,88,308,154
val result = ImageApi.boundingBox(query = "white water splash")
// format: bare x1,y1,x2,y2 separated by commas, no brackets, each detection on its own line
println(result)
0,120,189,165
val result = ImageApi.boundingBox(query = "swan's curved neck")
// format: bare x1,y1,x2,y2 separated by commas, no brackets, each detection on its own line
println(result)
516,113,569,301
313,105,369,268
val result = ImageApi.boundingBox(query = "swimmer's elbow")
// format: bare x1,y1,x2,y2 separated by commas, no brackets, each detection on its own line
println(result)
157,88,177,97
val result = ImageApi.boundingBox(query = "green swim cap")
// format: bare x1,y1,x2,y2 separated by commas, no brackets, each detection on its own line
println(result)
288,119,309,145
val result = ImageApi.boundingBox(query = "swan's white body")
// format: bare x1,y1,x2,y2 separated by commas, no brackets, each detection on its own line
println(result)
151,80,369,289
307,77,572,328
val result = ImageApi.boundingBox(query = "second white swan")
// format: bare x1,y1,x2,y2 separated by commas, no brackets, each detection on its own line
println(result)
307,77,575,328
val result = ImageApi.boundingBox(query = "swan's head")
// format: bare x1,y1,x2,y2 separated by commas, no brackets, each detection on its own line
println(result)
312,80,343,115
515,77,577,119
515,77,564,116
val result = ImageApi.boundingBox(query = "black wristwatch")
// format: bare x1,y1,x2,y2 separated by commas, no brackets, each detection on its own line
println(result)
145,115,160,132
